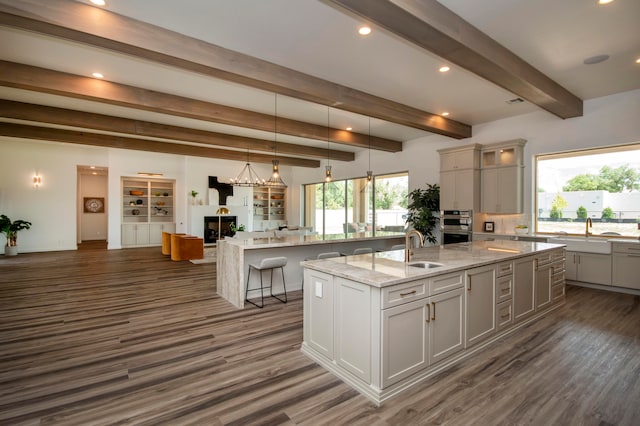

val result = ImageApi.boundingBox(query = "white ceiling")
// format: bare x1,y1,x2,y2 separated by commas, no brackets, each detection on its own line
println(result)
1,0,639,159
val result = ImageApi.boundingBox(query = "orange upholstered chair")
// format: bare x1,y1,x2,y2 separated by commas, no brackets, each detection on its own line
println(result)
170,234,204,261
161,232,185,255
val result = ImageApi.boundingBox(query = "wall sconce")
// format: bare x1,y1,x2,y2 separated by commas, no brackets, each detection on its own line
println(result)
33,175,42,188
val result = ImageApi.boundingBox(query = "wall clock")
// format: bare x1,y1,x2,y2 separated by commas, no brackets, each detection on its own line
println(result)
84,197,105,213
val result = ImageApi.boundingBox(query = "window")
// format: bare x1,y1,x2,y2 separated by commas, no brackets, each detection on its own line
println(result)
535,143,640,238
304,172,408,237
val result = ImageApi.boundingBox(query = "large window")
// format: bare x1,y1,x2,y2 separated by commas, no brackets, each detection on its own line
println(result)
535,144,640,238
304,172,408,237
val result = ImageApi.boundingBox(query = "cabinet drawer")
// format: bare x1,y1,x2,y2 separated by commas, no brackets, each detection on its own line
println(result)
552,284,565,303
429,271,464,296
552,261,565,277
535,252,553,268
612,242,640,254
552,249,565,262
383,280,428,308
496,275,513,303
496,261,514,277
496,300,513,331
552,271,565,287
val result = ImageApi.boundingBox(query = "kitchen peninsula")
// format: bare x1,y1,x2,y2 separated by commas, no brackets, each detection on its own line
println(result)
301,240,566,405
217,232,404,308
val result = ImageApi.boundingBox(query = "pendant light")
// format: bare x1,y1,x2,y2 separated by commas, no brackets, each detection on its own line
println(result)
265,94,287,188
325,107,333,182
230,150,264,187
366,117,373,184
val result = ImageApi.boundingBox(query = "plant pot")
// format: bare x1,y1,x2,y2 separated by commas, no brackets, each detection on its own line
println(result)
4,245,18,256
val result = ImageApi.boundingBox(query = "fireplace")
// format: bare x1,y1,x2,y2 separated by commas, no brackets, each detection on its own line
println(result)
204,216,237,244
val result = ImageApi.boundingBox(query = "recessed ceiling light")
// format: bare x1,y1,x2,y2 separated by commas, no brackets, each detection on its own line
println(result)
358,26,372,36
346,127,352,131
439,66,450,73
441,112,450,117
90,166,96,169
597,0,614,5
90,0,106,5
635,58,640,64
91,72,104,79
583,54,609,65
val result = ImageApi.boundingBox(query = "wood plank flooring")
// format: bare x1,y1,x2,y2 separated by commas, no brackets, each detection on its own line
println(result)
1,247,639,425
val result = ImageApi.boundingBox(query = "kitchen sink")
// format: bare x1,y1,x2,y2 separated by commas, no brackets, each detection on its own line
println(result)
408,261,444,269
549,237,612,254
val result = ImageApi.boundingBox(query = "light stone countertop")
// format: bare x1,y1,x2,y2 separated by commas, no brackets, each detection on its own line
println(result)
221,231,405,250
302,240,566,288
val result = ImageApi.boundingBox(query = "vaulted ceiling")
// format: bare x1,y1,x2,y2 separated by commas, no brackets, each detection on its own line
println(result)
1,0,638,168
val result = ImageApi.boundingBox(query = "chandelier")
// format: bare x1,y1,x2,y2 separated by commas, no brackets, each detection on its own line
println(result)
230,151,264,187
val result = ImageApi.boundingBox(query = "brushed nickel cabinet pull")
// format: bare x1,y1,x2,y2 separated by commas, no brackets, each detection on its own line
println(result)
426,304,430,323
400,290,417,297
431,301,436,321
501,313,510,319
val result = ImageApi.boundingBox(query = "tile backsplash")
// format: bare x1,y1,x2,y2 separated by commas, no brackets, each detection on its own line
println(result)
475,213,532,234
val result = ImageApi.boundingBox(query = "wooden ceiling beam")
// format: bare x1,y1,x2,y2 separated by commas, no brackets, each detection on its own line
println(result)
0,61,401,153
0,100,355,162
0,0,471,139
0,122,320,168
330,0,583,119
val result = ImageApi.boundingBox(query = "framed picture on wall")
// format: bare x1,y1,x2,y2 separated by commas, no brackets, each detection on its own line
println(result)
483,221,495,232
84,197,105,213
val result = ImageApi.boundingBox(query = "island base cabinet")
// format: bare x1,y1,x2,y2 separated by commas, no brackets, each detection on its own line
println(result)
303,270,334,361
535,261,552,311
382,287,464,388
382,299,428,387
429,288,465,364
513,256,536,322
465,265,497,347
335,278,372,382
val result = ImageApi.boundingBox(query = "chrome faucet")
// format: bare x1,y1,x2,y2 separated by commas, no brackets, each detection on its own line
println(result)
585,217,593,237
405,229,424,262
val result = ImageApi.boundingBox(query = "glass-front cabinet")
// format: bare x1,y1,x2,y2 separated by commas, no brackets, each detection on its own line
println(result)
122,177,176,247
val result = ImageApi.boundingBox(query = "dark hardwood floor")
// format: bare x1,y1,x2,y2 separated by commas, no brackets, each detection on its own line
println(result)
1,247,639,425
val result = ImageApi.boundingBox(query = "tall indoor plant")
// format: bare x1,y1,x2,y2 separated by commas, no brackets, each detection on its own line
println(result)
405,183,440,245
0,214,32,256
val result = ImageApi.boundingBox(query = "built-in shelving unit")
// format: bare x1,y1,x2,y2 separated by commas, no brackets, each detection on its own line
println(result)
122,177,175,247
252,186,286,230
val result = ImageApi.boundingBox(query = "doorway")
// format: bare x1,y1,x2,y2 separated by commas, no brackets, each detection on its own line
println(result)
77,165,108,247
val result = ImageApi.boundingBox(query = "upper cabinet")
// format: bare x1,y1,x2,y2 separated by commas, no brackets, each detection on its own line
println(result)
480,139,527,214
438,144,481,211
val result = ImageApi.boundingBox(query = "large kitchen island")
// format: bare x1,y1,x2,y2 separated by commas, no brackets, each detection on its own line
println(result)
217,231,404,308
301,240,566,405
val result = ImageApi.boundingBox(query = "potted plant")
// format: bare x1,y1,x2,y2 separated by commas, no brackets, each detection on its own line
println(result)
0,214,32,256
405,183,440,245
190,190,198,205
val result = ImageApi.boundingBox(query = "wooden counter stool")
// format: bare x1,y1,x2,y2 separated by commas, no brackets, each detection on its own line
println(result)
245,256,288,308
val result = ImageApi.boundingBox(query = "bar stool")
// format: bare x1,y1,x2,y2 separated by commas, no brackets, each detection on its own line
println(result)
245,256,288,308
353,247,373,255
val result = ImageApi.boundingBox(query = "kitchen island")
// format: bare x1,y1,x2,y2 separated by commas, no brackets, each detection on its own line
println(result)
301,240,566,405
217,231,404,308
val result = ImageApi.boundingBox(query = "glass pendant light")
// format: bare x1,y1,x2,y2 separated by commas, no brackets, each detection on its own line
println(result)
366,117,373,184
266,94,287,188
325,106,333,182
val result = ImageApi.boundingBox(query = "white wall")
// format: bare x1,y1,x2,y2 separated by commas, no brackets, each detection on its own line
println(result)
1,89,638,252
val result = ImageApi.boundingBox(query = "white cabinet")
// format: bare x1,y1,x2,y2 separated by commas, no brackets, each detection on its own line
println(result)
612,243,640,290
535,256,553,311
122,177,175,247
382,283,464,387
382,298,429,386
513,255,536,322
480,139,526,214
429,287,465,364
121,224,149,246
304,270,334,360
438,144,481,211
465,264,497,347
565,251,612,285
480,166,523,213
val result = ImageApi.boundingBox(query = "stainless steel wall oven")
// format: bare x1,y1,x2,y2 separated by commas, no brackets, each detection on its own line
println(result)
441,210,473,245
